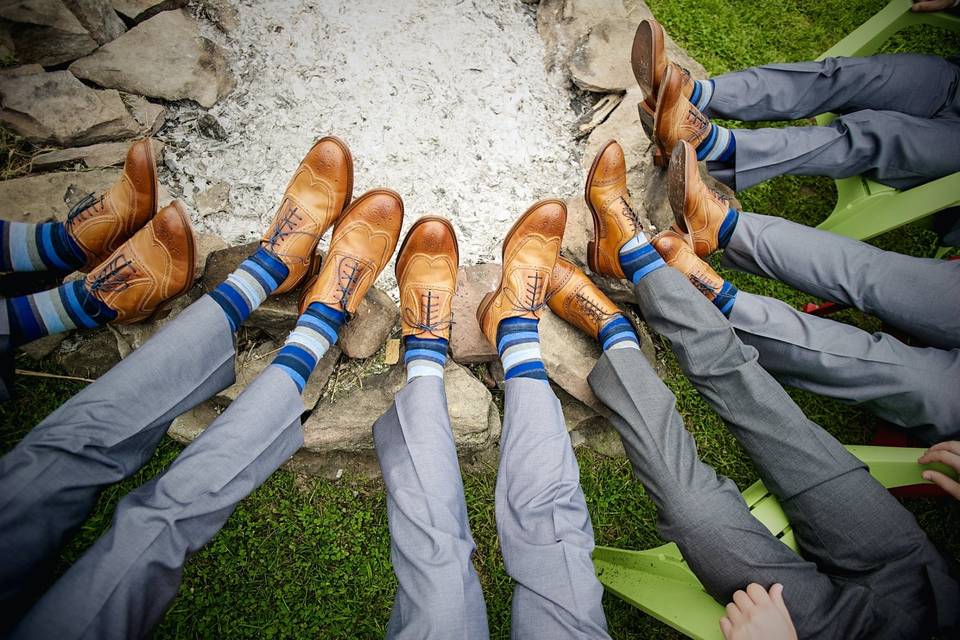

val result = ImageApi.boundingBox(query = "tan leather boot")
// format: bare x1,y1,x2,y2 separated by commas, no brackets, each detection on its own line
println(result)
476,199,566,346
299,189,403,314
66,138,157,272
395,216,459,341
652,229,726,302
85,201,195,324
585,140,647,279
669,140,734,258
632,19,692,108
261,136,354,294
547,257,621,339
654,65,712,168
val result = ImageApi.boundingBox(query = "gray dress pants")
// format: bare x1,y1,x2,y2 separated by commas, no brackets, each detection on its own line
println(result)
705,54,960,191
0,296,306,639
373,375,610,639
589,266,960,639
723,212,960,443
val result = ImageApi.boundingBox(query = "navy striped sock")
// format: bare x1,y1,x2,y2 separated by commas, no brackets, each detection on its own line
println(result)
713,280,739,317
1,220,86,272
6,279,116,347
404,336,448,381
689,79,714,112
696,123,736,163
497,316,547,382
271,302,344,393
619,235,665,285
717,207,740,249
209,248,288,332
598,314,641,351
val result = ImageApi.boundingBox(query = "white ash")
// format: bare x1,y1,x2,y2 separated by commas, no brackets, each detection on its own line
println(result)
162,0,584,294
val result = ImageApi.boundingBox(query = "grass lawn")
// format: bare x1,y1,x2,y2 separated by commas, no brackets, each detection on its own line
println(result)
2,0,959,638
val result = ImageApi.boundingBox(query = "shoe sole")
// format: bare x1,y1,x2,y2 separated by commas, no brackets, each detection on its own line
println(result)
476,198,566,328
631,20,662,98
143,137,158,221
585,139,616,276
395,214,460,282
653,64,680,169
668,141,692,238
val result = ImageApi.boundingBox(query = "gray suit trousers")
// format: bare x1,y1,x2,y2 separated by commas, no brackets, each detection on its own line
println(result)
373,376,609,639
705,54,960,191
589,266,959,639
724,212,960,442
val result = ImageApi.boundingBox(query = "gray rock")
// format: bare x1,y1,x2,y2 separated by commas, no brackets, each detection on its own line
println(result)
111,0,184,22
303,360,500,454
200,240,256,288
570,415,626,458
198,0,238,32
18,332,67,360
0,168,120,224
570,19,634,93
339,286,398,359
0,70,142,146
561,195,591,268
539,306,603,409
111,284,203,353
31,139,163,170
0,0,98,66
193,180,230,218
55,328,123,379
450,263,499,364
0,64,44,77
69,9,235,108
122,93,166,135
62,0,126,44
192,230,228,279
197,112,226,140
167,400,220,444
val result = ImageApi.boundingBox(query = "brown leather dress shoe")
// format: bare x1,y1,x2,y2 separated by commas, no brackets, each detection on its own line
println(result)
652,229,726,302
631,19,692,107
654,65,711,168
299,189,403,315
547,257,621,339
395,216,459,341
85,200,195,324
66,138,157,272
669,140,734,258
261,136,354,295
476,199,566,346
585,140,646,280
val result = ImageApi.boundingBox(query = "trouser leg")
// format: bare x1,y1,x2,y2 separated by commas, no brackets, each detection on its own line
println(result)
728,110,960,191
495,379,609,639
706,54,960,121
0,295,236,614
723,211,960,349
373,376,489,640
10,366,304,640
730,292,960,443
588,348,873,639
635,267,953,633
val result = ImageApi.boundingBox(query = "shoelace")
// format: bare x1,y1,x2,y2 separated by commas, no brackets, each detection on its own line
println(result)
334,257,364,312
575,292,616,325
403,290,454,336
617,195,644,234
81,255,135,315
66,193,106,226
261,204,314,267
506,271,548,314
687,270,734,303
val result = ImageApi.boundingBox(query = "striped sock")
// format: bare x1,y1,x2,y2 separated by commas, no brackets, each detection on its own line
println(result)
689,79,714,112
598,314,641,351
209,247,289,332
271,302,345,393
1,220,86,272
404,336,448,381
619,234,665,285
6,279,116,347
497,316,548,382
717,207,740,249
713,280,739,317
696,123,736,163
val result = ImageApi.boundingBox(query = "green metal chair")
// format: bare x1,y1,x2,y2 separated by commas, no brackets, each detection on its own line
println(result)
593,445,958,640
812,0,960,254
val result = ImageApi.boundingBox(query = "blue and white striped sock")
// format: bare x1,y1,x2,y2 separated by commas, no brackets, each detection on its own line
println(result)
619,234,665,285
270,302,344,393
598,314,641,351
696,123,736,163
497,316,547,382
0,220,86,272
6,279,116,347
713,280,739,317
689,79,714,112
717,207,740,249
209,247,289,332
404,336,448,381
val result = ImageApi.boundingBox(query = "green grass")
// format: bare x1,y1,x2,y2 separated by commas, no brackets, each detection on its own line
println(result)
2,0,959,637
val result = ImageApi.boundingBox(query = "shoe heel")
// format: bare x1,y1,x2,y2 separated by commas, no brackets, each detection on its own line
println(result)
653,146,668,168
587,240,598,273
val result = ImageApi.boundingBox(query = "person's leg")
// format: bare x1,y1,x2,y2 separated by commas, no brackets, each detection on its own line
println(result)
10,366,304,640
495,377,610,640
0,219,86,273
635,265,951,632
374,375,489,640
730,291,960,443
727,109,960,191
723,211,960,349
704,54,960,121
